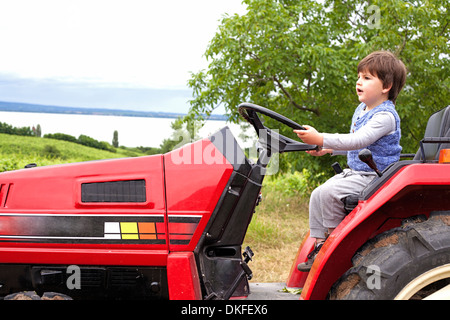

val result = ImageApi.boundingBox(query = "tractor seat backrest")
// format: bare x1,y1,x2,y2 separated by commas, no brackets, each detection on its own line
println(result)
413,105,450,161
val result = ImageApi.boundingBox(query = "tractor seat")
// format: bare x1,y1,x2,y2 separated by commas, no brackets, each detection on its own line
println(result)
343,105,450,214
414,105,450,162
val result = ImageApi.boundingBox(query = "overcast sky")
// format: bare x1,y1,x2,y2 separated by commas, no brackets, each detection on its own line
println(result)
0,0,247,113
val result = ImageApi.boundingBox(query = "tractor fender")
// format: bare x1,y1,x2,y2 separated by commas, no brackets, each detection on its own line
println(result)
299,163,450,300
286,231,315,289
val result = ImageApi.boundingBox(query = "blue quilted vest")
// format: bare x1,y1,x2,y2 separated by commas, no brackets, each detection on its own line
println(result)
347,100,402,172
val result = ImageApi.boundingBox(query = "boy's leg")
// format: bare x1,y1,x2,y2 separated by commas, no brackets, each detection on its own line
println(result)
319,171,376,231
299,171,376,272
308,172,355,239
308,184,329,240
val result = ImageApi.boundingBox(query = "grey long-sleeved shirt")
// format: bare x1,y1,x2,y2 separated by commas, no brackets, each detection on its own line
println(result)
323,111,396,156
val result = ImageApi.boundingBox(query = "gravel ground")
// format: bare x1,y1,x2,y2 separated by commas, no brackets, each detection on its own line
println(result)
246,283,300,300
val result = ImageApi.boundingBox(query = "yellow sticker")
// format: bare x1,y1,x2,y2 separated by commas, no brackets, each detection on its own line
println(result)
121,233,139,240
120,222,138,234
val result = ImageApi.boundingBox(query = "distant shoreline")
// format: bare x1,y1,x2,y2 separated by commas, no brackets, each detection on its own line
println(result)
0,100,227,121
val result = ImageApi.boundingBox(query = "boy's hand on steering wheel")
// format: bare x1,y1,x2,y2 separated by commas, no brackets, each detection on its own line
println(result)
306,148,333,156
294,125,324,146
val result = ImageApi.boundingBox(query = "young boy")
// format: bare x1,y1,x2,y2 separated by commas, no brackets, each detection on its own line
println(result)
294,51,407,271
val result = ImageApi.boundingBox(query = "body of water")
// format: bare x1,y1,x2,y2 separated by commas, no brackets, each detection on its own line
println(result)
0,111,252,148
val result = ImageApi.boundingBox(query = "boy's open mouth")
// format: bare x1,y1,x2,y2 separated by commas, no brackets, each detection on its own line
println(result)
357,88,363,94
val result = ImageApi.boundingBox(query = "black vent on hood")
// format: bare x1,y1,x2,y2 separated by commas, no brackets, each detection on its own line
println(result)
81,180,146,203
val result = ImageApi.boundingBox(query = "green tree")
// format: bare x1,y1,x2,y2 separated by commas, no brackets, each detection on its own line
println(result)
44,132,78,143
112,130,119,148
0,122,34,136
159,118,203,154
188,0,449,181
34,124,42,137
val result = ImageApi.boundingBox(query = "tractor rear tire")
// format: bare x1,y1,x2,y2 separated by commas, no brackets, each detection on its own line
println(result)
329,211,450,300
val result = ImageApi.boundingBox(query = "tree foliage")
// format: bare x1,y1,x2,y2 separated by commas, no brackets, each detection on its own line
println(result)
112,130,119,148
188,0,449,180
159,117,203,154
44,133,116,153
0,121,35,136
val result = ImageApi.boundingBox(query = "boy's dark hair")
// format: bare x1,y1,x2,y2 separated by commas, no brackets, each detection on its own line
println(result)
358,51,407,103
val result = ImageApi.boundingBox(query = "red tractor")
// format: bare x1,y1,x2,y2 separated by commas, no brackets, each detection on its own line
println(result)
0,103,449,300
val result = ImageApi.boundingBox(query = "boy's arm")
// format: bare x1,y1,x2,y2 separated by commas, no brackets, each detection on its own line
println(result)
295,112,395,151
323,112,395,151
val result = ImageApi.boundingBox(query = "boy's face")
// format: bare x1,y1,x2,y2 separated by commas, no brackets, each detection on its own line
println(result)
356,71,391,110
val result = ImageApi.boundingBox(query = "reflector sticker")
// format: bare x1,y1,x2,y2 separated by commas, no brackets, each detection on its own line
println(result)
168,215,201,245
104,222,158,240
0,213,202,246
0,214,166,244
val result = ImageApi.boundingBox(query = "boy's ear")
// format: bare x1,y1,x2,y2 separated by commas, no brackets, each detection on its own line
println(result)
382,83,393,94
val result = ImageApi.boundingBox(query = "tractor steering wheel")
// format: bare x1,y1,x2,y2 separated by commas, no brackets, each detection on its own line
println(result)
238,102,318,153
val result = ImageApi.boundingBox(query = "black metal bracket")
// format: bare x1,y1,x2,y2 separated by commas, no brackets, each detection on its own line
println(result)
419,137,450,163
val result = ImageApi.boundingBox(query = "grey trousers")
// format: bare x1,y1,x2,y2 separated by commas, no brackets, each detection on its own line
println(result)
309,169,377,239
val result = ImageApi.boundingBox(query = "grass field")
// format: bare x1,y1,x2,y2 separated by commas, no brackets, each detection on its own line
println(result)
0,133,311,283
243,173,310,283
0,133,143,171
